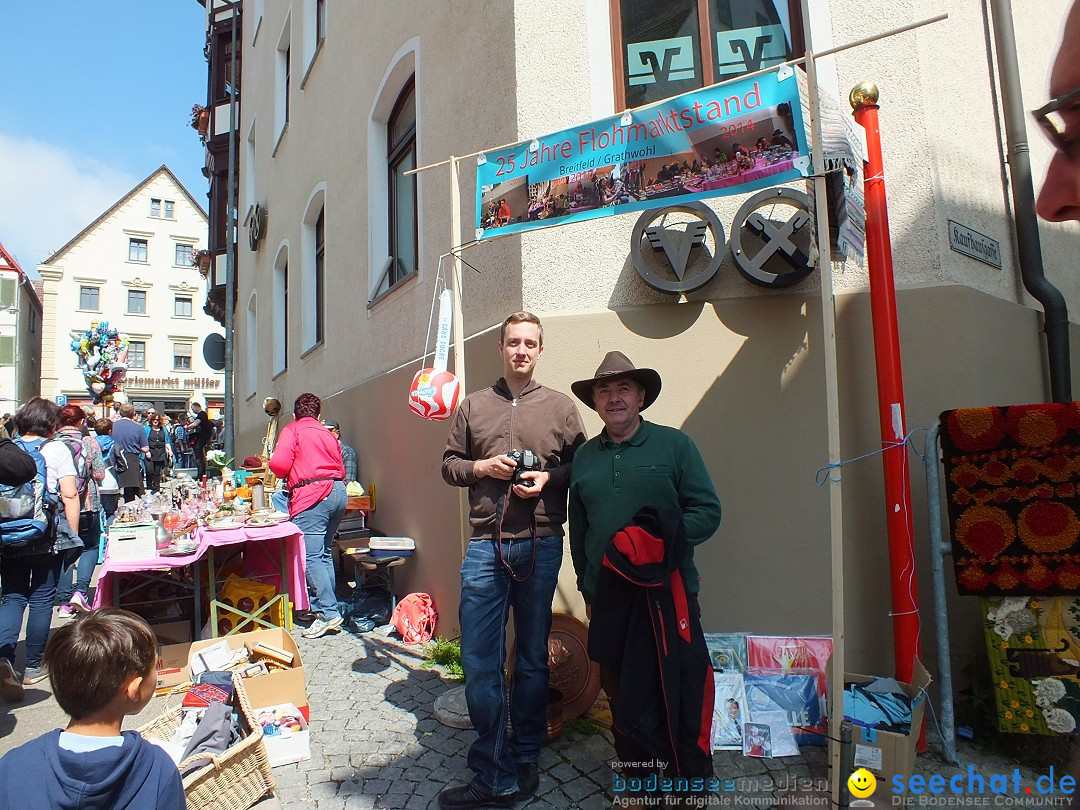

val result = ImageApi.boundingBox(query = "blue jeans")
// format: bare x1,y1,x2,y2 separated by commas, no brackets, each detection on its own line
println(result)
459,534,563,795
291,481,347,620
58,511,102,603
0,551,62,669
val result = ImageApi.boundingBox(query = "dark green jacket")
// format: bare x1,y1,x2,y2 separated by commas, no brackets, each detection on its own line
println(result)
569,420,721,602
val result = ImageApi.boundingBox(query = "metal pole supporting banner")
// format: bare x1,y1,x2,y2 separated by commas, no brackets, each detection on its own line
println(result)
223,2,237,462
850,85,922,686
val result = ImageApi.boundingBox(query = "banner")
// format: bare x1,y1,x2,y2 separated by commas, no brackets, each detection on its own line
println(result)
476,67,808,239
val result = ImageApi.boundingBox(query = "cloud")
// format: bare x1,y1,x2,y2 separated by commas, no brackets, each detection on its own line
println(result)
0,133,136,272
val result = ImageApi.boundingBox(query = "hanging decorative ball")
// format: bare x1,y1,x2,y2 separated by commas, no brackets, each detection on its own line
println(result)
408,368,461,421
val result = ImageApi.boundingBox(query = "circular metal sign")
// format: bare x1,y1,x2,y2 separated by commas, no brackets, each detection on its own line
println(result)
630,202,726,294
730,188,815,288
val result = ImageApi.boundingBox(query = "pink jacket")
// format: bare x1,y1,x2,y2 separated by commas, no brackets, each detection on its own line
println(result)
269,417,345,516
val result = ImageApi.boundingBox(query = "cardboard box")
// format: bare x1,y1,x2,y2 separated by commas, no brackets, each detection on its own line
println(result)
153,619,194,647
155,642,193,693
253,701,311,767
107,524,158,562
187,627,308,720
839,658,931,797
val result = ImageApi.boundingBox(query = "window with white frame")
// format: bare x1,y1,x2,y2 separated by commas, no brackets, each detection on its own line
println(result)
174,296,193,318
0,278,15,308
173,342,193,371
302,189,326,352
276,18,291,140
175,243,194,266
274,249,289,375
246,293,258,396
164,200,175,219
129,238,148,263
315,208,325,344
303,0,326,73
79,285,100,311
0,336,13,367
127,289,147,315
150,198,161,217
382,77,417,296
128,341,146,369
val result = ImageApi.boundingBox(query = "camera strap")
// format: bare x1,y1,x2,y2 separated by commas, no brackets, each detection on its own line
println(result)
493,484,537,582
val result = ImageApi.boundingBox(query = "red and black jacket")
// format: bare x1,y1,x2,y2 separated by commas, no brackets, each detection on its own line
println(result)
588,506,714,777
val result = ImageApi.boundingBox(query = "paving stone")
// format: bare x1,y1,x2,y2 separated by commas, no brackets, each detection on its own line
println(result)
548,762,580,783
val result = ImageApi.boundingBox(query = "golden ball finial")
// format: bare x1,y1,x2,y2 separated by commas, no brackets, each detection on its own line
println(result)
849,81,879,110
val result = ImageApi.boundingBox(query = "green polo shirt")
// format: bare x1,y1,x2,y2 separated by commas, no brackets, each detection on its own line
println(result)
568,419,722,603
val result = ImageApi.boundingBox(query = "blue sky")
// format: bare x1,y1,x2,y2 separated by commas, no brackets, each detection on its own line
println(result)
1,1,208,271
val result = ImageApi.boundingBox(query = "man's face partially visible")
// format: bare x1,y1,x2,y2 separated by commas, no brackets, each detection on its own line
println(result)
1036,1,1080,223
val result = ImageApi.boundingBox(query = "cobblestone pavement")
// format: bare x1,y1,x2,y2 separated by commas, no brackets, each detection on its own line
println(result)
2,620,1074,809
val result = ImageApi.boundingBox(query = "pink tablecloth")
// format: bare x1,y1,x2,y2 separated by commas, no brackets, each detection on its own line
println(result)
94,521,309,610
698,159,796,191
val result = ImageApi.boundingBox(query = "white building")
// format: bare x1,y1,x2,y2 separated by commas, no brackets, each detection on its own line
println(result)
38,166,224,422
0,243,42,412
205,1,1080,678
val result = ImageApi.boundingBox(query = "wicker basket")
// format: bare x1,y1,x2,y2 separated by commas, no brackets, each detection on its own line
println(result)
139,675,276,810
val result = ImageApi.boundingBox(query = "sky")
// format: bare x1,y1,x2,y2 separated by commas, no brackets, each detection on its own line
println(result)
1,1,209,273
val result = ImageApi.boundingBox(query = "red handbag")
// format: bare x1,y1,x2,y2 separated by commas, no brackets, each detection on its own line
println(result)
390,593,437,643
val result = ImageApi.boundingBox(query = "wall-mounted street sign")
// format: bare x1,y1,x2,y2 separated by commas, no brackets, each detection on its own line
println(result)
947,219,1001,269
631,203,726,294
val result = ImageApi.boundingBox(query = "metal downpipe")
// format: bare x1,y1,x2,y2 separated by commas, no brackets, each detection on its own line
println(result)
989,0,1072,403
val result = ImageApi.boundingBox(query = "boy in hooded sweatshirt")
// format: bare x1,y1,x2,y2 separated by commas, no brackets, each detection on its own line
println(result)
0,608,185,809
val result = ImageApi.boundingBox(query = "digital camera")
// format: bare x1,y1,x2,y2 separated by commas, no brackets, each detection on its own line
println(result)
507,449,540,486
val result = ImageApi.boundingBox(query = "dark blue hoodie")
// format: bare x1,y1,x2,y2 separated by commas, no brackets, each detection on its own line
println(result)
0,729,185,809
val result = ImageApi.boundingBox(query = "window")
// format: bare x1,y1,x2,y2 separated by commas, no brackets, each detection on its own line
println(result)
0,336,13,367
173,343,193,371
385,77,417,294
79,285,100,311
275,19,292,138
127,290,147,315
29,307,36,334
317,0,326,44
246,293,258,396
611,0,802,110
274,251,289,375
128,341,146,369
174,296,193,318
129,238,148,262
164,200,175,219
285,46,291,123
0,278,15,308
314,208,325,344
150,198,161,217
175,243,193,266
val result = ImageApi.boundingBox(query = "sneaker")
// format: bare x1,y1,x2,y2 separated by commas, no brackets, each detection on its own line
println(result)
515,763,539,798
57,605,77,619
301,615,343,639
437,782,517,809
21,665,48,686
0,659,23,702
69,591,91,612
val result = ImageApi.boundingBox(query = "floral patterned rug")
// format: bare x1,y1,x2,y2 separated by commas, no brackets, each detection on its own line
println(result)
982,596,1080,735
940,403,1080,595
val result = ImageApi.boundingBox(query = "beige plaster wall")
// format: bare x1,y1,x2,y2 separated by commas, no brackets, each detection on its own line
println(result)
239,284,1080,679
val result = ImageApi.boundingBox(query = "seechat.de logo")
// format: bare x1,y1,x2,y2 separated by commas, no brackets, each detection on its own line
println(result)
848,768,878,804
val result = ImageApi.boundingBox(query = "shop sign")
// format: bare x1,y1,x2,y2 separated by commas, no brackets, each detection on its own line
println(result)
947,219,1001,269
631,189,814,293
125,376,222,390
476,66,808,240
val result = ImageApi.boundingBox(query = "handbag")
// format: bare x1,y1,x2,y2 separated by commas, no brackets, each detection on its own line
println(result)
390,593,437,644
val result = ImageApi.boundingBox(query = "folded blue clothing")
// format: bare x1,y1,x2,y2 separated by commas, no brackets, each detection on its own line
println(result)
844,680,912,732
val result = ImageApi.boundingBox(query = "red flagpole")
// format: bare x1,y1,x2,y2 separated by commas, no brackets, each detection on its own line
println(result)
850,83,922,687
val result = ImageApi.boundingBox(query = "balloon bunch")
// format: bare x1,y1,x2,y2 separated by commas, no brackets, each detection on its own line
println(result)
71,320,130,404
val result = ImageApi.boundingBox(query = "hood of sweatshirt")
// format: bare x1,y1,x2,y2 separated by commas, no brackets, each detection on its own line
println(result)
42,730,160,808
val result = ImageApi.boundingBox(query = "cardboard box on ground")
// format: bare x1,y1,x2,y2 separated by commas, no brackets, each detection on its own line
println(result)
832,657,932,798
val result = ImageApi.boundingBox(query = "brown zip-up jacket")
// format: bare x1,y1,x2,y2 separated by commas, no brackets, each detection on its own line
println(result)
442,377,587,540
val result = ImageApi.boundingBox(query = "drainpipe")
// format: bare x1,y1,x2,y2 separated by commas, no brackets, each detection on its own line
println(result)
989,0,1071,403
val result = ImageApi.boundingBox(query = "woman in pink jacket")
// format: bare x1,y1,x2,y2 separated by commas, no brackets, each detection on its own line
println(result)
269,393,346,639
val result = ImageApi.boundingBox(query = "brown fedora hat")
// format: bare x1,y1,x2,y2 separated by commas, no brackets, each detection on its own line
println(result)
571,351,662,411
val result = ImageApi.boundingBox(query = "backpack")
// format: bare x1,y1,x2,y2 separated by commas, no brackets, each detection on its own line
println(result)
50,433,92,497
0,438,56,547
390,593,437,644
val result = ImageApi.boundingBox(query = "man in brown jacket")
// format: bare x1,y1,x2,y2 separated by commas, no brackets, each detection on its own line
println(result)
440,312,586,809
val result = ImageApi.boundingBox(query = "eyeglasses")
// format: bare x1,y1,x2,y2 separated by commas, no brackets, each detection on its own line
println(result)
1032,85,1080,162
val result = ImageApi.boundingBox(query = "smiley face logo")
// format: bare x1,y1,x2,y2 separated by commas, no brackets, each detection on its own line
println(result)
847,768,877,798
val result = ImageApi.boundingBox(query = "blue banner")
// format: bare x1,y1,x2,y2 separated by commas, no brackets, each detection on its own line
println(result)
476,67,808,239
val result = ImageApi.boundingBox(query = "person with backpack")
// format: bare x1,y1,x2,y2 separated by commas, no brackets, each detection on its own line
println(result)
92,418,121,528
54,405,105,619
0,398,82,695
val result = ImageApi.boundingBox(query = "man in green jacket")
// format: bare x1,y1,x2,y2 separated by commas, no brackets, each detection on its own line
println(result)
569,351,722,613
